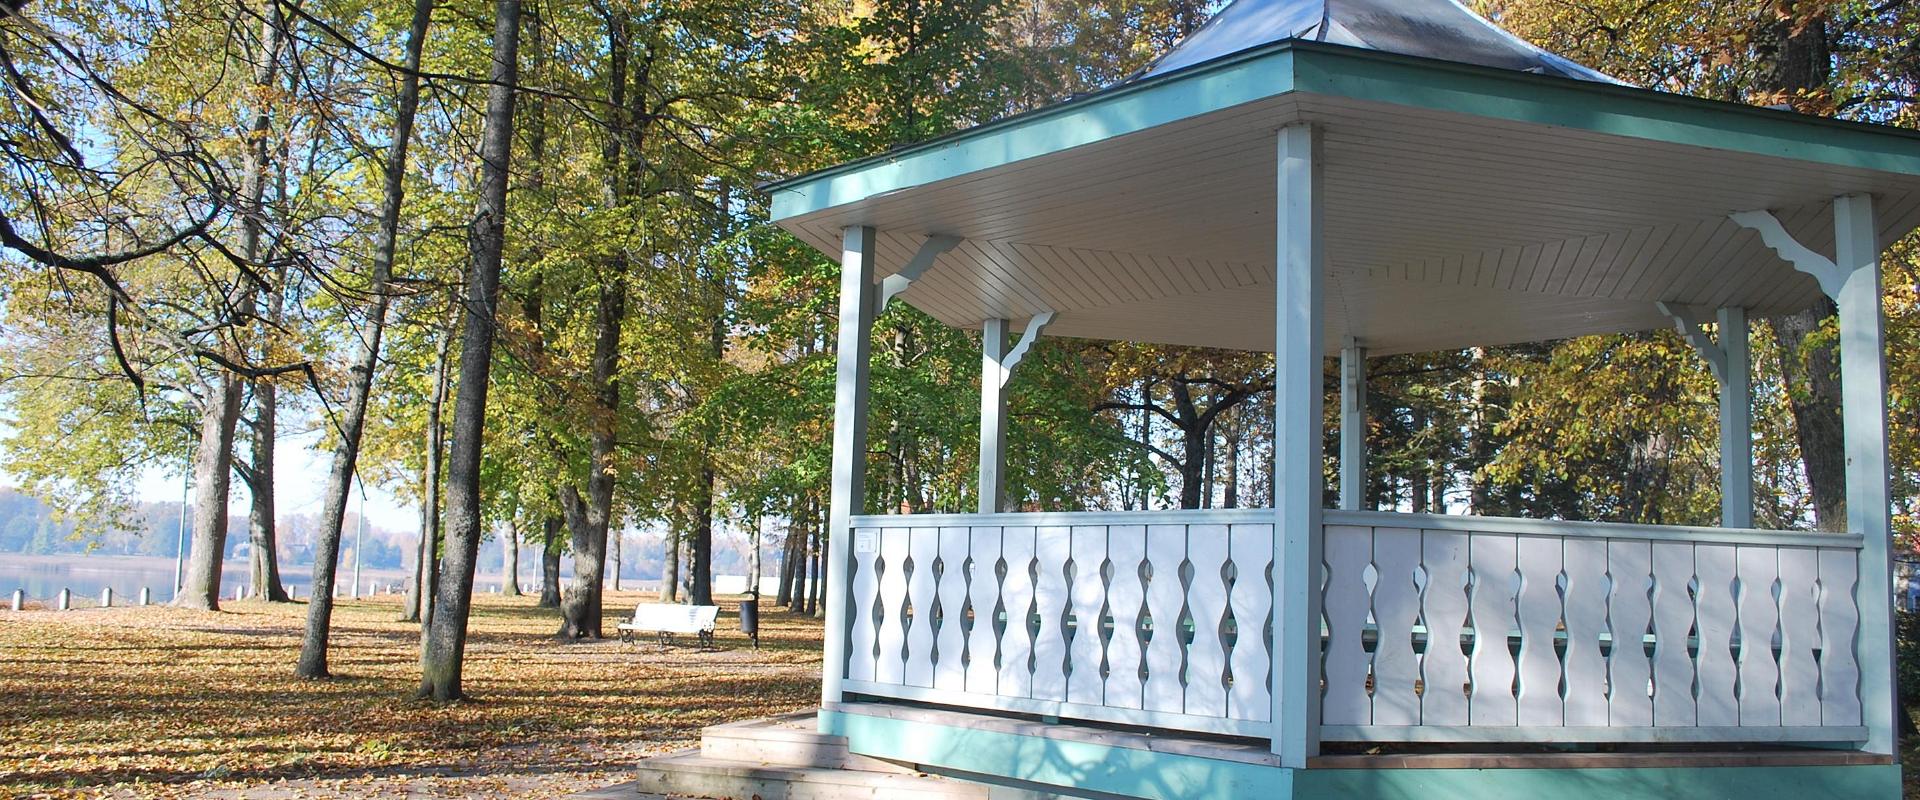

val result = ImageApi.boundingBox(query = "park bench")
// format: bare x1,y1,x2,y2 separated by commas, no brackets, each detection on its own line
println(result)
617,602,719,649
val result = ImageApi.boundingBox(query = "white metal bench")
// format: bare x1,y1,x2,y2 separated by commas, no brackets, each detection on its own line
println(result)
617,603,719,648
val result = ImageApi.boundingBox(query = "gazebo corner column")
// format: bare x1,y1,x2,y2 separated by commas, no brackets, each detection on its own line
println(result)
1834,194,1896,757
821,225,877,707
1339,338,1367,512
1733,194,1895,755
1657,302,1753,528
1272,123,1324,766
978,319,1010,514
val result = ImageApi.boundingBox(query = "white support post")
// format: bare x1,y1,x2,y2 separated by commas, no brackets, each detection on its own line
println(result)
1833,194,1896,756
822,226,878,707
1717,306,1752,529
1272,123,1324,766
1732,195,1895,754
1338,338,1366,512
978,319,1010,514
1655,302,1752,528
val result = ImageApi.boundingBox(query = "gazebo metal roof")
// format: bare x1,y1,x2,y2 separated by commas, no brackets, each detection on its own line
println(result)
767,8,1920,356
1138,0,1621,84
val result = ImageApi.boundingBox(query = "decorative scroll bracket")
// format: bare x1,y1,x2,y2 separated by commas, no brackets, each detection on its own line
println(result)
1655,301,1725,382
874,234,962,315
993,311,1055,387
1728,209,1844,299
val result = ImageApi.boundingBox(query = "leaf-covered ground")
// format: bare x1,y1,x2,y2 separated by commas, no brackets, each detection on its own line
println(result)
0,591,823,798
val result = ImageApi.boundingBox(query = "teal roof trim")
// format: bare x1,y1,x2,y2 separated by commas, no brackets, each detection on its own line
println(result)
769,41,1920,223
768,46,1296,222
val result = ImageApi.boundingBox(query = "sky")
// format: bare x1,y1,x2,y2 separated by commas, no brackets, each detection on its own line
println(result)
130,426,418,533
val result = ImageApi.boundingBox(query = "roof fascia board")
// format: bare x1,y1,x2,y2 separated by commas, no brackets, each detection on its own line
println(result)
770,39,1920,224
769,47,1298,222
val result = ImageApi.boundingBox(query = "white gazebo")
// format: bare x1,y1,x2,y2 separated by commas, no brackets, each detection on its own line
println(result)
765,1,1920,796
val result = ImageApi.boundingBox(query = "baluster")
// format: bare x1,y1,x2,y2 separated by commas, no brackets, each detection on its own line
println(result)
1322,525,1372,725
1370,528,1420,726
1226,524,1273,723
848,527,882,682
1817,548,1861,726
1467,534,1518,726
935,526,971,691
1736,546,1781,726
875,527,911,685
1419,530,1470,726
1184,524,1230,717
904,527,940,687
1777,547,1821,726
998,526,1038,698
965,526,1005,695
1606,540,1654,727
1068,525,1109,706
1561,538,1608,726
1105,525,1147,711
1515,536,1564,727
1031,526,1072,702
1693,544,1738,727
1650,541,1697,726
1143,524,1187,714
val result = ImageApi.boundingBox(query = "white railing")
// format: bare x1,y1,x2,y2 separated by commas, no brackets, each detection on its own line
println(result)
1319,511,1866,743
838,509,1868,746
842,510,1275,736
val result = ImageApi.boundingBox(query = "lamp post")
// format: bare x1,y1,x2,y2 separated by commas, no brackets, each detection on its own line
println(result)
352,476,365,599
174,466,188,600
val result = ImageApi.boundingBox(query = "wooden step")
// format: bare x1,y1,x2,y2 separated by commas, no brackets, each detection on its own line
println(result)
698,712,903,771
618,750,991,800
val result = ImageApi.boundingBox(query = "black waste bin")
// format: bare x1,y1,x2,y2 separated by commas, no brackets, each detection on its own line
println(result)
739,591,760,649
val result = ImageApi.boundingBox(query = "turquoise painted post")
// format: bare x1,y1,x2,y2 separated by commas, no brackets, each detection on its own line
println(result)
1833,194,1896,756
1273,123,1325,766
822,226,877,706
1717,306,1753,529
1338,338,1366,512
978,319,1009,514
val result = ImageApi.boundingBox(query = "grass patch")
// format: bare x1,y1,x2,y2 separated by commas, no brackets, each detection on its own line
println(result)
0,590,823,798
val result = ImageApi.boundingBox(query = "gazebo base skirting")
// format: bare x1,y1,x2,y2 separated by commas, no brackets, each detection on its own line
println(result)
822,702,1898,800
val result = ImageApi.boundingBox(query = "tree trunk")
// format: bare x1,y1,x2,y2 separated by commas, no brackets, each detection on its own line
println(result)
501,517,521,596
304,0,434,668
177,6,283,611
246,388,288,601
663,532,681,603
417,0,520,702
558,486,606,638
747,515,761,596
176,377,243,610
404,323,453,625
1773,302,1848,529
690,467,715,605
1759,8,1846,531
538,515,561,608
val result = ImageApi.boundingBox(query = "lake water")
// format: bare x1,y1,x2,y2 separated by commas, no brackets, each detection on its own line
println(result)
0,554,417,604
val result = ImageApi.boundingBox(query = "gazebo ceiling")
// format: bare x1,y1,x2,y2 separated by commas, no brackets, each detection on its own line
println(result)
767,40,1920,356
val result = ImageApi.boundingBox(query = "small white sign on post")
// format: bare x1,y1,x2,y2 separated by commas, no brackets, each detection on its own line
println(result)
855,532,877,555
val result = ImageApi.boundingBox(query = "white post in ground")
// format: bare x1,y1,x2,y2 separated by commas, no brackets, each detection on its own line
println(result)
138,587,151,606
11,589,23,611
100,587,112,608
1731,194,1895,755
56,588,70,611
1717,306,1753,529
1833,194,1896,756
1272,123,1324,766
821,225,878,707
978,319,1010,514
1338,337,1367,512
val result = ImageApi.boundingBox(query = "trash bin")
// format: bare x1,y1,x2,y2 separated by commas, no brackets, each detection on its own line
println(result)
739,591,760,650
